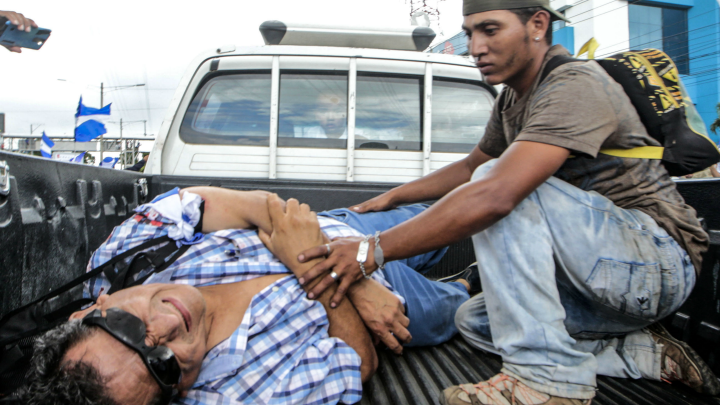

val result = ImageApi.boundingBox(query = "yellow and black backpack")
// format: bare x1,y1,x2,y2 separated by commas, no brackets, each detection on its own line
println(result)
541,49,720,176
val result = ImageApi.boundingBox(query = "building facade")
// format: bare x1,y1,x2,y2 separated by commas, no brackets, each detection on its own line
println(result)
429,0,720,142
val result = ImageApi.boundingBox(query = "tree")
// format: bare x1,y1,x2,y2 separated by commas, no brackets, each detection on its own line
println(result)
711,102,720,134
83,152,96,165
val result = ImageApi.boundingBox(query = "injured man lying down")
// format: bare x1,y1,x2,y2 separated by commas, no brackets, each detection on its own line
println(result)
20,187,476,405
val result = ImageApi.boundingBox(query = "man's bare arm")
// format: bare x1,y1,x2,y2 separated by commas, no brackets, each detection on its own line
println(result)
351,145,493,213
258,195,377,381
180,187,273,234
299,141,570,306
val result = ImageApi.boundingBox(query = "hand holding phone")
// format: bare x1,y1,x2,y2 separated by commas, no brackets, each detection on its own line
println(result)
0,11,42,53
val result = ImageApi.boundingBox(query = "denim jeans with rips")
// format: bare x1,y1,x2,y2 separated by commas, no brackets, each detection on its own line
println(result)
454,160,696,400
320,204,471,347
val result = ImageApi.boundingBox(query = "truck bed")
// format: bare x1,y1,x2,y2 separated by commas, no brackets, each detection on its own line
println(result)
1,151,719,404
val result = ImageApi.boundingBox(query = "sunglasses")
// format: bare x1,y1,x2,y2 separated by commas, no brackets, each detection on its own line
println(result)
82,308,181,402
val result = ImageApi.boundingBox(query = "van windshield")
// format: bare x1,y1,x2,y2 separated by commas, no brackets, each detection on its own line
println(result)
431,79,494,153
180,73,272,145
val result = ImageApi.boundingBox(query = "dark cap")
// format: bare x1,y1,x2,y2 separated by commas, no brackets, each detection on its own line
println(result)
463,0,570,22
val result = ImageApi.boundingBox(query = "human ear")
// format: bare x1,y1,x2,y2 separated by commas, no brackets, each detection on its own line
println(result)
530,10,551,41
69,303,99,320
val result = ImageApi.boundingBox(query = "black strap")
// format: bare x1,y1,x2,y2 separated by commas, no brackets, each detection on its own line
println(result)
540,55,580,83
0,199,205,397
0,200,205,345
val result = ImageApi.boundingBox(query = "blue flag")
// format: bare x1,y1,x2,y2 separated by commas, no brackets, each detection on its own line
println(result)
71,151,86,163
100,156,119,168
40,132,54,158
75,97,112,142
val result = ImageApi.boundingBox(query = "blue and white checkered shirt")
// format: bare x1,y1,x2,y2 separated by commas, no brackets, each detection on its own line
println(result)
85,192,400,404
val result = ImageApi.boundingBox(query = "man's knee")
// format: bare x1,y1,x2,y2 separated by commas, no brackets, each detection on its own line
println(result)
471,159,498,182
454,295,492,340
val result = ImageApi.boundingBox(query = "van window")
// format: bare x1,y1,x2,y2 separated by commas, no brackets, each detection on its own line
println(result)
180,73,272,145
431,80,494,153
278,73,348,148
356,75,422,151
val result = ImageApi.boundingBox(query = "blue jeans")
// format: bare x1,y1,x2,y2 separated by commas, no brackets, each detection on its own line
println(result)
320,205,470,347
455,160,696,399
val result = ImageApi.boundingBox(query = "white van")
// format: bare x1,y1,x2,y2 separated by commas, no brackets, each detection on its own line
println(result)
147,21,496,183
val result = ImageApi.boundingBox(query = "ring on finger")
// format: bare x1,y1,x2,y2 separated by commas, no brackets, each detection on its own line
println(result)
325,243,332,255
330,271,339,281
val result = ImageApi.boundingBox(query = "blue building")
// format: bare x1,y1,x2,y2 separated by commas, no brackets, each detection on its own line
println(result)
429,0,720,142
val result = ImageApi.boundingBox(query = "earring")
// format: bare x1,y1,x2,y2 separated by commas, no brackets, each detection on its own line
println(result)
534,37,540,41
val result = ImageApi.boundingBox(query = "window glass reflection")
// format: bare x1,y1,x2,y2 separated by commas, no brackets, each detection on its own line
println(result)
180,74,272,145
431,80,494,152
278,73,348,148
356,75,422,150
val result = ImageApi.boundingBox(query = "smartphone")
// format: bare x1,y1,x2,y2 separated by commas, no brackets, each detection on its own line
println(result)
0,21,51,50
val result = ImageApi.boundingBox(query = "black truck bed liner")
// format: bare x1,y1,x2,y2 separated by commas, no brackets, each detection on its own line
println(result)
363,336,720,405
1,152,720,404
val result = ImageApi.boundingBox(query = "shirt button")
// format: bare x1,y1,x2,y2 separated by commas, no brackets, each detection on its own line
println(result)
272,287,279,292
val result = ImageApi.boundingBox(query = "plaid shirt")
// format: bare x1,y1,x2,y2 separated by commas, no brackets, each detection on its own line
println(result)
85,195,398,404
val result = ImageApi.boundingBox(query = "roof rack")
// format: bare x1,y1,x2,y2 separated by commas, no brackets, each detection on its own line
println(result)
259,20,436,52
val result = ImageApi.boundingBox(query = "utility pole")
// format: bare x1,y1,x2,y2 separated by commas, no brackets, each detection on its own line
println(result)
120,118,124,169
99,82,104,160
143,120,147,136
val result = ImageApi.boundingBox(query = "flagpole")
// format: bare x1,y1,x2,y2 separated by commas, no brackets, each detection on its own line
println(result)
99,82,104,161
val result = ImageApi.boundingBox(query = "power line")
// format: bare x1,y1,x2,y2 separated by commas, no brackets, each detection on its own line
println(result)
596,22,720,59
568,0,643,27
592,4,719,56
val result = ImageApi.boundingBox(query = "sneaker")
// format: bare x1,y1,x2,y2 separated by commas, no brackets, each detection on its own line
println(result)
438,262,482,295
648,323,720,395
440,373,592,405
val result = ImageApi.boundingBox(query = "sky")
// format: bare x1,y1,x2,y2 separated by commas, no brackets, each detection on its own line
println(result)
0,0,466,140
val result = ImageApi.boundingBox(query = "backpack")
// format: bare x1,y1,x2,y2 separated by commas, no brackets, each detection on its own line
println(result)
539,49,720,176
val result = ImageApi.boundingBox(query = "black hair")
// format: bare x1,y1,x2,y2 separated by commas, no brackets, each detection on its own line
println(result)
19,320,164,405
511,7,553,45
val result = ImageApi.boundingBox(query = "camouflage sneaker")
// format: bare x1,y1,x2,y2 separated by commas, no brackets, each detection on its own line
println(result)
440,373,592,405
648,323,720,395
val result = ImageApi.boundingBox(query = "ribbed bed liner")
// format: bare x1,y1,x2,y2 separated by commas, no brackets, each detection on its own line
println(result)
361,336,720,405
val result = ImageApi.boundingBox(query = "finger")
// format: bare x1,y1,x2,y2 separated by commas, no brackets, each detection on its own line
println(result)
266,194,286,222
3,11,20,26
300,203,311,214
27,18,37,28
7,46,21,53
399,313,410,328
285,198,299,216
257,228,272,249
298,258,334,285
307,273,336,300
329,276,353,308
351,203,368,213
298,244,330,263
393,323,412,344
378,330,403,355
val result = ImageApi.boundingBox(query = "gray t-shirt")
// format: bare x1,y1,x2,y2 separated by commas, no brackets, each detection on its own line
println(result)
478,45,708,274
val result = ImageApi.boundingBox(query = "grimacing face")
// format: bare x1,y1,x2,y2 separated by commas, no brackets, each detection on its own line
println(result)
463,10,543,87
66,284,209,403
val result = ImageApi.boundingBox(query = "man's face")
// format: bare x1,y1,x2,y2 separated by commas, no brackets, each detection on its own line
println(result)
315,94,346,138
463,10,537,86
67,284,209,403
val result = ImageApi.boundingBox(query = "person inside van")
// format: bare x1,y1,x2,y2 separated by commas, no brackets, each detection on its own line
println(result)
289,1,719,404
20,186,477,405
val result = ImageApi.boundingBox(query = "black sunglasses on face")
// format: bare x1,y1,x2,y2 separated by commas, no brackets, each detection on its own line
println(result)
82,308,182,401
